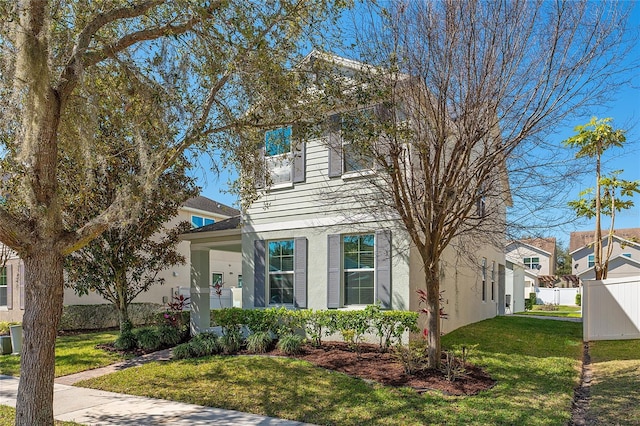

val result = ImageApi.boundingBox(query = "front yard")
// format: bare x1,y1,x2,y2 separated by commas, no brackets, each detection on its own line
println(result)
77,317,583,425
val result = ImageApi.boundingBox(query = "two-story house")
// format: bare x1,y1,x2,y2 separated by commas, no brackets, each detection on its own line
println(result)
183,52,511,336
505,237,557,290
0,196,240,323
570,228,640,280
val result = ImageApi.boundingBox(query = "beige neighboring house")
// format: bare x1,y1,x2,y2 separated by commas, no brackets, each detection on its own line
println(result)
0,196,241,323
505,237,557,289
570,228,640,281
182,51,513,336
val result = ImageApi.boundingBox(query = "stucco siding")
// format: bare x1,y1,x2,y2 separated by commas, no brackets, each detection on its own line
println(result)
242,219,411,311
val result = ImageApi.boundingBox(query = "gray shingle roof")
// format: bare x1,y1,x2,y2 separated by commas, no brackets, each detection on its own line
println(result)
185,215,241,233
183,196,239,217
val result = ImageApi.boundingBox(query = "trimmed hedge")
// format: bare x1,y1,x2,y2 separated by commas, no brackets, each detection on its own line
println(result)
210,306,419,349
58,303,165,331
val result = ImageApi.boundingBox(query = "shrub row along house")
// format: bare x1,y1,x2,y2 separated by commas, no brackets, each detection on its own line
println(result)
182,52,511,336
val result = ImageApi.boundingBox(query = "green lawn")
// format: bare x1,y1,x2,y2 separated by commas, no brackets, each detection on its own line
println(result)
587,339,640,425
78,317,583,425
0,331,122,377
0,406,81,426
516,305,582,318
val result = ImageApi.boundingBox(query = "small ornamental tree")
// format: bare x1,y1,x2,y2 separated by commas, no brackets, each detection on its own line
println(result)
564,117,640,279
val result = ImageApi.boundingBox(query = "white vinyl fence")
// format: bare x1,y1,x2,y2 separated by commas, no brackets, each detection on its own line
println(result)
583,276,640,341
172,286,242,310
535,287,580,306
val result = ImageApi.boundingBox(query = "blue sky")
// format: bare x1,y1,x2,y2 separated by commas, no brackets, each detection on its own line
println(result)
195,3,640,248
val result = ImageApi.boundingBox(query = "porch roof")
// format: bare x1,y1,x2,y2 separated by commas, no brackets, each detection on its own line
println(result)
180,215,242,252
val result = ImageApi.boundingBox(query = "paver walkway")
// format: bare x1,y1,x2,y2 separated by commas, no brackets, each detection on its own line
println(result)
1,348,313,426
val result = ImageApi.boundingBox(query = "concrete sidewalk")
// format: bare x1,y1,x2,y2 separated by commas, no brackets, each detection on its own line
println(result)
1,348,313,425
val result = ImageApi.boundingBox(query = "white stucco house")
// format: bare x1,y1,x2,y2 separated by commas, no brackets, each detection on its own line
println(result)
0,196,240,323
570,228,640,281
182,52,512,336
506,237,557,290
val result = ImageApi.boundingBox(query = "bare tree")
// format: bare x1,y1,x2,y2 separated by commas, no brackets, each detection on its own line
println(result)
0,1,347,423
335,0,637,368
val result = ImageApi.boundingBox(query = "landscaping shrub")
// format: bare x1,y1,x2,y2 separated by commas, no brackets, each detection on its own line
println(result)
277,333,304,355
246,331,274,353
0,321,19,336
134,327,162,351
369,307,419,350
220,328,243,354
157,324,183,347
189,333,221,357
394,339,429,374
242,308,279,334
301,309,334,346
575,293,581,306
172,342,193,360
59,303,164,331
113,329,137,351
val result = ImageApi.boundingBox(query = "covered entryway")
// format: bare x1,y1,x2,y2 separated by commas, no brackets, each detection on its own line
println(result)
180,216,242,334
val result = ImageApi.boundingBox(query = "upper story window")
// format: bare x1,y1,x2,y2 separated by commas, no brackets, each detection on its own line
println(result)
341,110,376,174
265,127,293,185
523,257,540,270
268,240,295,305
588,255,595,268
0,267,7,307
191,215,215,228
481,257,487,302
622,253,632,258
343,234,375,305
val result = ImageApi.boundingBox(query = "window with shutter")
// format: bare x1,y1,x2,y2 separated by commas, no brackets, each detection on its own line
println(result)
0,266,7,308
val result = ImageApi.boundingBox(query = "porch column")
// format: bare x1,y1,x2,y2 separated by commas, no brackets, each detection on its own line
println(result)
190,249,211,334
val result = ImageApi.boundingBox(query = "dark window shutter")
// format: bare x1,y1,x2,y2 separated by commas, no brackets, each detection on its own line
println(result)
375,230,392,309
6,264,12,310
327,114,343,178
327,234,341,308
19,263,24,310
255,145,266,189
292,140,306,183
254,240,266,307
294,237,307,308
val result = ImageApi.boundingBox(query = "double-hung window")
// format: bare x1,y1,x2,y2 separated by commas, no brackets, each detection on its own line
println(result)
0,267,6,307
343,234,375,305
268,240,295,305
588,255,595,268
341,110,375,173
327,230,392,309
265,127,293,185
481,258,487,302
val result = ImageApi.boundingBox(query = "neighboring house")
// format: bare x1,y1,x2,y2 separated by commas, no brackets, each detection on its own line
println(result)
0,247,25,323
182,52,511,336
570,228,640,281
505,237,557,289
0,196,241,323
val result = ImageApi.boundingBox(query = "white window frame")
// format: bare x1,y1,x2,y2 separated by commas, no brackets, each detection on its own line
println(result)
341,109,376,175
481,258,487,302
267,239,295,305
588,255,595,268
191,215,215,229
0,266,7,307
342,234,376,306
265,127,293,185
491,261,496,302
523,257,540,270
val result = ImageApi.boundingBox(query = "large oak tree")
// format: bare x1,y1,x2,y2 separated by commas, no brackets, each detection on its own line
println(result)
0,1,347,424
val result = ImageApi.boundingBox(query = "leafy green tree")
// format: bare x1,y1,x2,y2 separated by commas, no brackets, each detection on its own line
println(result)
65,140,198,334
0,1,347,423
564,117,640,279
556,243,573,276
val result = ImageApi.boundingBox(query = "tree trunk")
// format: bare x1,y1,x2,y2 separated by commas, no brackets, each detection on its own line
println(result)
424,260,442,369
15,248,64,426
594,144,603,280
115,273,130,334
